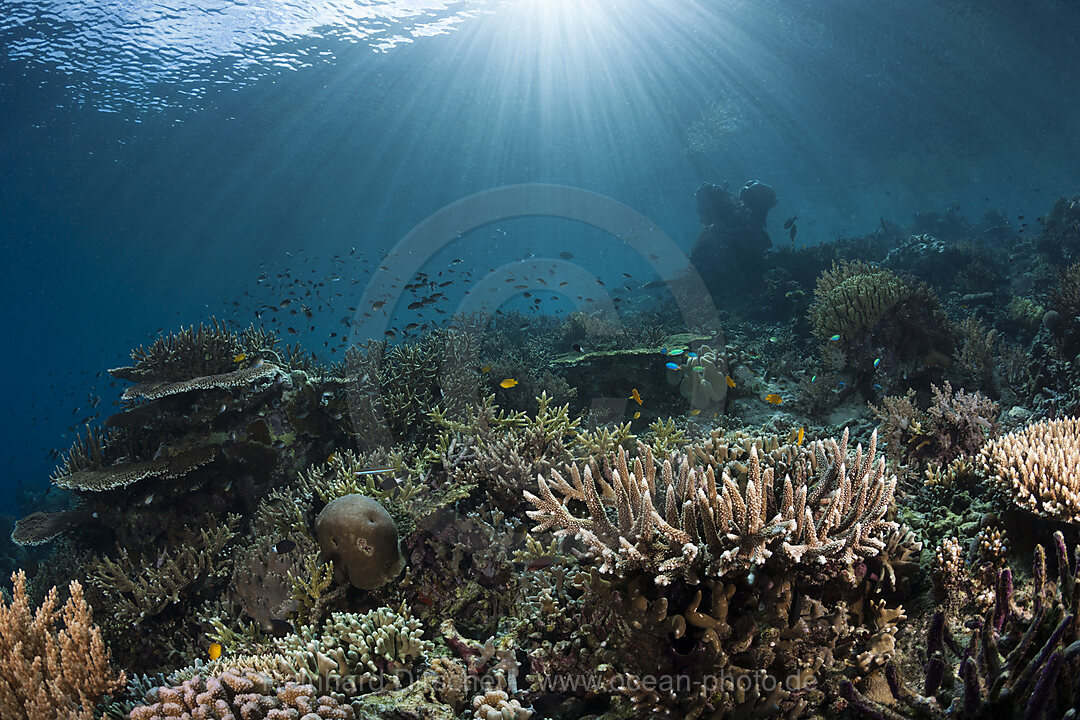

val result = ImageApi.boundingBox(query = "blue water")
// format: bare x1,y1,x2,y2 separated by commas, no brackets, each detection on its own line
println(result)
2,0,1079,515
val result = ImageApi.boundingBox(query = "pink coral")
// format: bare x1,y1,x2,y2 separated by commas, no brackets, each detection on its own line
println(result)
128,669,355,720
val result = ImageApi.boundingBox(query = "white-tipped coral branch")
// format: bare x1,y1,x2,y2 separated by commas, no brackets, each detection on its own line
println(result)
525,429,897,584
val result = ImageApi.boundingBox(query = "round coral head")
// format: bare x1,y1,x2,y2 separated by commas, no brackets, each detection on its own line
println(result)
315,493,403,589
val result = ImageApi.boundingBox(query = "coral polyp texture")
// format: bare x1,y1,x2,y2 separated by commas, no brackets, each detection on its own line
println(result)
14,189,1080,720
809,261,909,342
978,416,1080,523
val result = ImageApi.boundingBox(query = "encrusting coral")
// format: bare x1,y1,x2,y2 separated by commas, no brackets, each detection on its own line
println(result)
0,570,125,720
977,416,1080,523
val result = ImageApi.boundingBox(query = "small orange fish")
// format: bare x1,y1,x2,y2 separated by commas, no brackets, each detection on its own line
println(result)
629,388,643,405
209,642,222,660
797,427,805,446
633,411,641,419
765,394,783,405
327,453,338,464
480,365,492,374
725,375,736,388
690,408,701,416
500,378,518,388
233,353,247,363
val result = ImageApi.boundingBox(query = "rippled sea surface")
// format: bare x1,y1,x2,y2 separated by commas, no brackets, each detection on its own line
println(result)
0,0,486,110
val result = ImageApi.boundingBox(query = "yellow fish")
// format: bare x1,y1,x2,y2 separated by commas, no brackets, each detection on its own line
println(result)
633,411,641,419
480,365,492,374
690,408,701,416
629,388,643,405
500,378,518,388
725,375,736,388
327,453,338,464
209,642,222,660
797,427,805,446
765,394,783,405
233,353,247,363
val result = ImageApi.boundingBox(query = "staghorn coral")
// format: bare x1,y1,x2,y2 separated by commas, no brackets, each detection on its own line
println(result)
977,416,1080,523
525,428,897,585
1005,295,1045,329
341,330,480,450
954,315,998,386
0,570,125,720
86,514,239,625
111,320,280,385
809,261,909,342
128,668,355,720
429,392,579,510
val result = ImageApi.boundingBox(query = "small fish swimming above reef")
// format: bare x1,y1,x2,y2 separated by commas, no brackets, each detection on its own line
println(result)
725,375,736,388
629,388,643,405
764,393,783,405
209,643,222,660
500,378,519,388
233,353,247,363
665,362,680,370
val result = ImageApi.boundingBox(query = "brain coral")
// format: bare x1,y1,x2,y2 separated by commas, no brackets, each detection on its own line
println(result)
809,261,910,341
315,494,403,589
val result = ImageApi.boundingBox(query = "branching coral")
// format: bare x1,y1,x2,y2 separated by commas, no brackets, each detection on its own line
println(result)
278,605,432,692
872,382,998,467
341,330,480,449
0,570,125,720
111,319,280,385
525,429,897,584
86,514,239,624
978,416,1080,523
